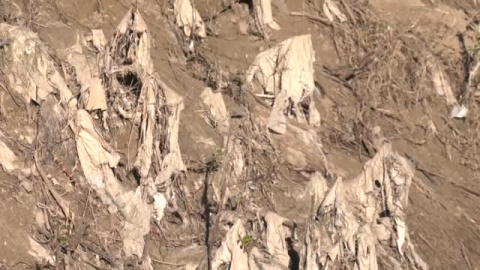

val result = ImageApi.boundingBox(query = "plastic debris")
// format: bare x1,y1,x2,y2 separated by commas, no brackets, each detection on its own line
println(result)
90,29,107,51
0,24,77,109
67,9,186,259
255,0,281,30
174,0,206,38
100,9,185,181
212,136,245,205
323,0,347,23
246,35,320,134
200,87,230,133
73,110,122,210
152,192,167,222
264,212,291,268
310,143,428,270
28,236,55,265
427,56,457,105
450,104,468,119
73,109,152,257
67,42,107,111
212,214,293,270
0,138,27,176
212,220,249,270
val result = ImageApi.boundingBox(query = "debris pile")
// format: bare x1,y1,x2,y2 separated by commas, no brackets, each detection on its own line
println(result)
212,212,295,270
174,0,206,38
211,144,427,270
200,87,230,134
3,0,470,268
323,0,347,23
309,143,427,269
246,35,320,134
0,24,77,109
254,0,281,31
1,8,187,268
75,8,186,259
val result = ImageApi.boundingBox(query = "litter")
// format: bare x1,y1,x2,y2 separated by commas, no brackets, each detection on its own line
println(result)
68,9,186,259
67,42,107,111
427,55,457,105
200,87,230,133
212,213,293,270
100,9,185,181
264,212,291,268
28,236,55,265
152,192,167,222
73,109,122,211
246,35,320,134
323,0,347,23
311,143,427,269
254,0,281,30
174,0,206,38
0,24,77,110
451,105,468,119
0,136,30,177
73,109,153,257
212,220,249,270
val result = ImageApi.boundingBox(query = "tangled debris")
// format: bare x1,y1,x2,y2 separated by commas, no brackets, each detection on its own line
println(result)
0,7,188,268
200,87,230,134
100,9,186,182
311,144,427,270
323,0,347,23
427,55,457,106
0,134,31,178
210,144,426,270
4,0,479,268
254,0,281,31
0,24,77,110
174,0,206,42
246,35,320,134
67,41,107,111
212,212,294,270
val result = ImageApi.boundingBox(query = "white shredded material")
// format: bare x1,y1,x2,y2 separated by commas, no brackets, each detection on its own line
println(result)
0,23,77,109
174,0,206,38
200,87,230,133
246,35,320,134
255,0,281,30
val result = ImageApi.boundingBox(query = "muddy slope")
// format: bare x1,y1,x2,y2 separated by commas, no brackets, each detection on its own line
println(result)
0,0,480,269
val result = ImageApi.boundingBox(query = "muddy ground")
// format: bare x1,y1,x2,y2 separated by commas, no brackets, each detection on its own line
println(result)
0,0,480,269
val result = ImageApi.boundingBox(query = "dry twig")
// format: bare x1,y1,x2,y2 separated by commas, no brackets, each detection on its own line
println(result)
34,150,72,221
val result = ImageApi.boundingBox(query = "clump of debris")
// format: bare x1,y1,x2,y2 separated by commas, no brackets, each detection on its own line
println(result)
4,0,480,269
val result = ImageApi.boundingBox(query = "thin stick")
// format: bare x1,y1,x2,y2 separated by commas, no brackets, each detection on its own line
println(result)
418,233,432,248
290,12,333,27
34,150,71,221
151,258,185,267
461,243,475,270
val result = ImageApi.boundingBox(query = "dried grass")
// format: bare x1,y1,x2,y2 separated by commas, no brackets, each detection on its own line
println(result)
320,1,444,156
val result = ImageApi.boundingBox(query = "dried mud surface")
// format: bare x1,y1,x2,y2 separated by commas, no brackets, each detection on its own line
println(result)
0,0,480,269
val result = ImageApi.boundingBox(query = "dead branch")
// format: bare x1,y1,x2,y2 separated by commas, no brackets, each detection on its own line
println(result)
461,243,476,270
151,258,185,267
80,241,117,267
290,12,333,27
34,149,71,221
